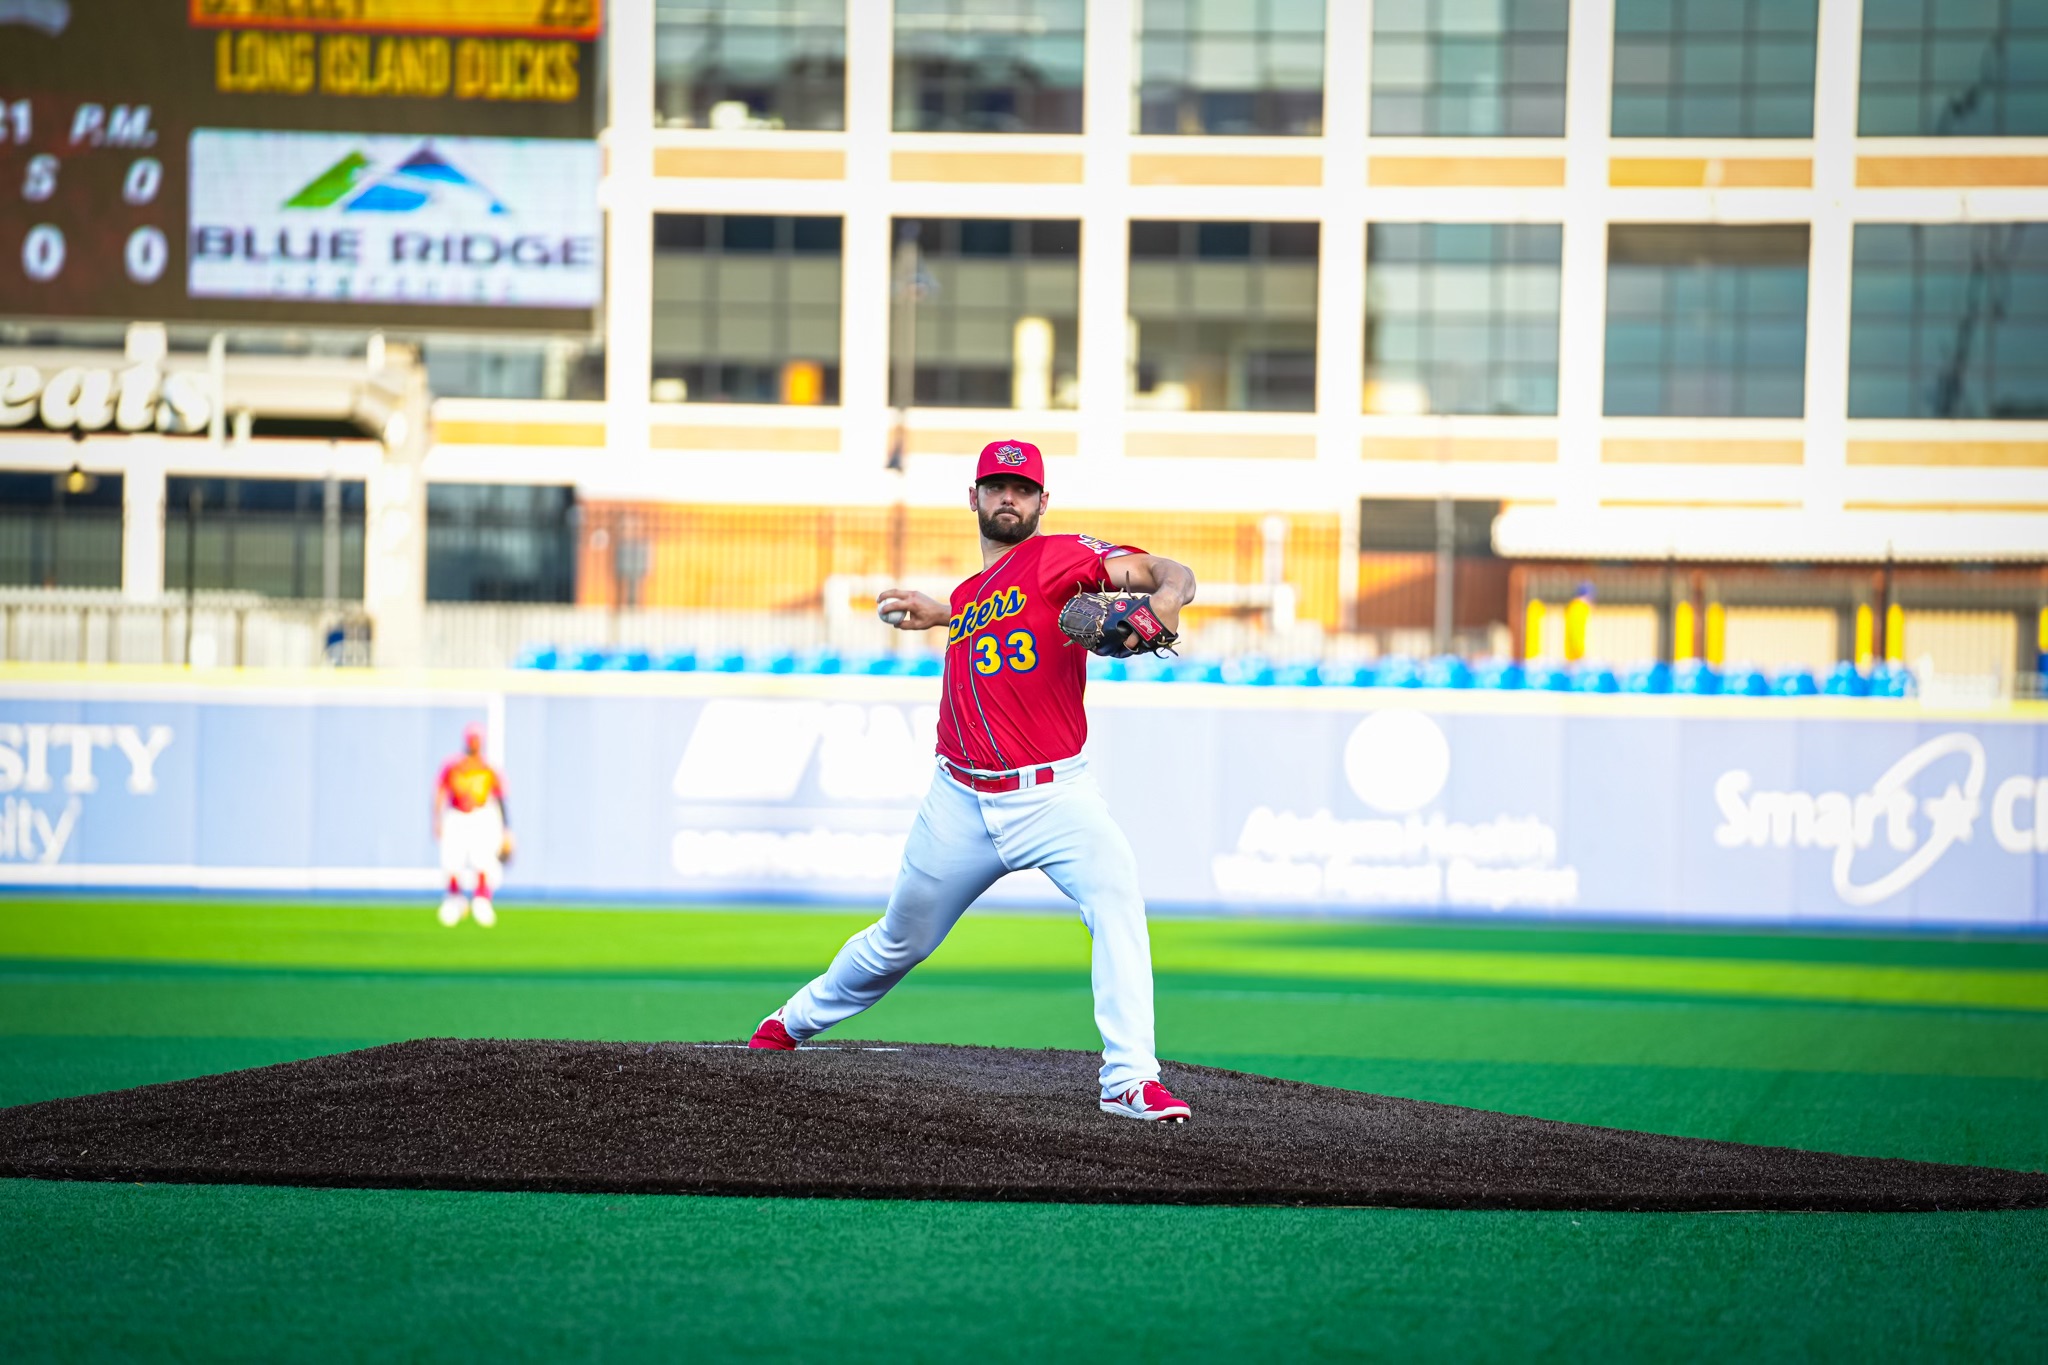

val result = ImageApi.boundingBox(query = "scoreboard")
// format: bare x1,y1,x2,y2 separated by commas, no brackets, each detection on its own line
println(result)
188,2,602,41
0,0,602,330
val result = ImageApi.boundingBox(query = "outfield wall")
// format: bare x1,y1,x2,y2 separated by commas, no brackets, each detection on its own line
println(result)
2,668,2045,928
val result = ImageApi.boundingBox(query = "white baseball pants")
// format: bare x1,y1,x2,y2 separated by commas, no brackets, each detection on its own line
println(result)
439,806,503,887
781,754,1161,1096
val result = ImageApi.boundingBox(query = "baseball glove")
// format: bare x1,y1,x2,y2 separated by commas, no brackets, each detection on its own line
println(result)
1058,593,1180,659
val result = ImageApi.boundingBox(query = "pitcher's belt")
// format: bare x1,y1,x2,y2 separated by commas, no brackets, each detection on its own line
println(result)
944,762,1057,793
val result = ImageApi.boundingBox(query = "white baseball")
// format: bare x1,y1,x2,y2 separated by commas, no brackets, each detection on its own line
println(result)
880,607,908,625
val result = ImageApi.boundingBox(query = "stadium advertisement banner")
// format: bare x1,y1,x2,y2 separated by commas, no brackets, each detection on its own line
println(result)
0,679,2043,927
188,131,601,308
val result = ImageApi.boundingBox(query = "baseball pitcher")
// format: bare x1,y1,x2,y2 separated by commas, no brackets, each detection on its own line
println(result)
434,723,512,928
750,439,1198,1122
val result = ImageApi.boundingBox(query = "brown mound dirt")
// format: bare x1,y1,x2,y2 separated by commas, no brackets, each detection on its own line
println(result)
2,1039,2043,1211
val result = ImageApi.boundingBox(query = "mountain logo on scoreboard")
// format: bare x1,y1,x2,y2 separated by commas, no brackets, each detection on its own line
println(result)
283,144,507,216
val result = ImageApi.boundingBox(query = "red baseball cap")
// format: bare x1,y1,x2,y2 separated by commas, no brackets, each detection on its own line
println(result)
975,439,1045,490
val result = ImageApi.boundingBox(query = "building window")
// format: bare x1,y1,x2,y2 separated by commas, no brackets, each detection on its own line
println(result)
891,218,1079,409
0,471,123,589
1129,220,1319,412
1361,498,1503,554
655,0,847,130
1860,0,2048,136
1850,224,2048,419
1370,0,1570,137
1366,224,1562,416
1604,225,1810,418
894,0,1086,132
427,485,578,603
423,336,605,401
652,214,842,405
164,477,365,600
1135,0,1324,136
1611,0,1818,137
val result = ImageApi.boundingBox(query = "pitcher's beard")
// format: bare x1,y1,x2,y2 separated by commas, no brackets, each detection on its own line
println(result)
978,506,1040,544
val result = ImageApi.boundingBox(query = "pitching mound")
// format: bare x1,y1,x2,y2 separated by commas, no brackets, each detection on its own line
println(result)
3,1039,2043,1211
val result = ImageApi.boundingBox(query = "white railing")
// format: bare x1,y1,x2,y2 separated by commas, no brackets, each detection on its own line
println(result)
0,590,357,668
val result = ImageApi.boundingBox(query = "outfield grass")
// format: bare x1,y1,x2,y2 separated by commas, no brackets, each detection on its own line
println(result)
3,898,2045,1361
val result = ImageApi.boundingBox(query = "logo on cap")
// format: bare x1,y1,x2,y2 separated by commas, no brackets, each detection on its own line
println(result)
992,444,1027,466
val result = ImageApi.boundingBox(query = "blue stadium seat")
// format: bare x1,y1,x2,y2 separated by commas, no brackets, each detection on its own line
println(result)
1674,661,1722,695
1479,661,1527,690
1869,663,1915,697
517,646,560,671
1775,668,1819,696
622,646,1928,699
1626,662,1675,694
1732,668,1773,697
1375,656,1422,688
1423,655,1474,689
1574,666,1621,694
570,648,608,671
1122,654,1171,682
1822,662,1867,696
1225,656,1277,686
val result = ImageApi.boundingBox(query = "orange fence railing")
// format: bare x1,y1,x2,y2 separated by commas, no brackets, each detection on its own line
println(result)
576,503,1344,630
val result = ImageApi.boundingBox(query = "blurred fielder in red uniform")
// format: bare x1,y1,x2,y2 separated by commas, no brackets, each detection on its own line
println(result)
433,723,512,927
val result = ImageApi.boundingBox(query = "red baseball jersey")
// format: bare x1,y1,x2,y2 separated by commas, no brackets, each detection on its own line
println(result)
437,755,504,814
936,532,1144,771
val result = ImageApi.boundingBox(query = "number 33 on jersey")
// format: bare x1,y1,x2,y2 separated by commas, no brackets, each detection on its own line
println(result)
972,629,1038,675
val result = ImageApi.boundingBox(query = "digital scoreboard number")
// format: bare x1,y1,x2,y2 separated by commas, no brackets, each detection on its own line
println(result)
0,96,181,320
0,0,601,330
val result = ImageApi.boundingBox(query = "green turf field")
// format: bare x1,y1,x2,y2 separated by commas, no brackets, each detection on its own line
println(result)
3,898,2045,1361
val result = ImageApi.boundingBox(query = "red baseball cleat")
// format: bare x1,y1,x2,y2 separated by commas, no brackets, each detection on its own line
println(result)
1100,1080,1191,1123
748,1009,797,1050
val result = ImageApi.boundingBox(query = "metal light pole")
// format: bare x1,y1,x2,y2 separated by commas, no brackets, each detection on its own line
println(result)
1433,489,1455,657
888,223,922,592
322,464,341,604
182,484,199,667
